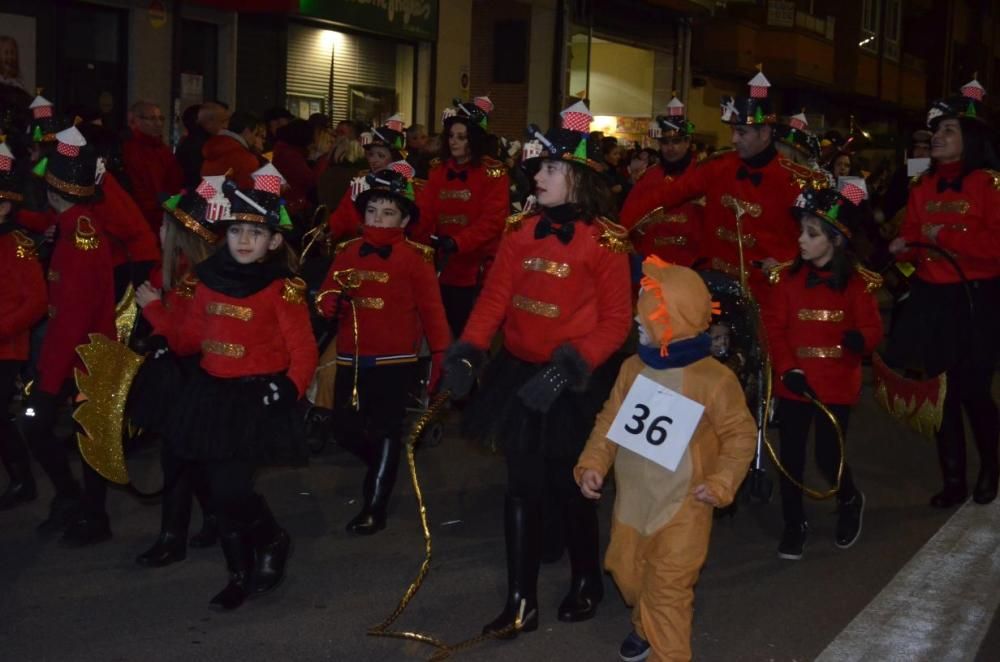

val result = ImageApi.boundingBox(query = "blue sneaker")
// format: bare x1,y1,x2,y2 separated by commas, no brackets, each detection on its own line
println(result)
619,631,651,662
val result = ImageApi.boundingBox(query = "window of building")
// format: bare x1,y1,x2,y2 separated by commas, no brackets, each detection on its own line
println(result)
860,0,879,53
884,0,902,61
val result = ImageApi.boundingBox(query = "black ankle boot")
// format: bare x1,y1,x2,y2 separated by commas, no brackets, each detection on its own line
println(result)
973,465,999,504
346,438,401,535
482,496,541,639
930,485,967,508
209,530,253,611
37,494,82,536
557,497,604,623
137,532,187,567
190,514,219,548
0,460,37,510
61,511,112,547
248,496,292,596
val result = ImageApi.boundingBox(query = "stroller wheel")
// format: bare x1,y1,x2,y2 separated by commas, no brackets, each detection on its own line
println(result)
417,421,444,450
304,406,332,455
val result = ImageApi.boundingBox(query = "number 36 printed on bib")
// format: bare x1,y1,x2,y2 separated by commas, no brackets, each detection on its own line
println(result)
607,374,705,472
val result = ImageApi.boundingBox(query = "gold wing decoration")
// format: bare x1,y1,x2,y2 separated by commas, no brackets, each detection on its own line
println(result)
334,236,362,256
482,156,508,179
281,277,308,304
596,217,632,254
982,169,1000,191
115,283,138,345
504,210,532,234
12,231,38,260
778,158,830,190
403,239,435,264
174,273,198,299
73,334,145,485
766,260,795,285
854,264,884,294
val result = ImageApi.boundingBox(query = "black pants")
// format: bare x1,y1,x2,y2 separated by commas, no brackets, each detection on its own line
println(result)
202,459,257,535
440,285,479,339
333,362,418,457
0,361,31,468
777,398,857,525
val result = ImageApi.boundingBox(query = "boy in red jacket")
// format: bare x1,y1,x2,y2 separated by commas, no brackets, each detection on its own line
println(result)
318,161,451,535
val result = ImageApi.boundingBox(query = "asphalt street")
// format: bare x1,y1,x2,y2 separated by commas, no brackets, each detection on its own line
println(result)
2,372,999,662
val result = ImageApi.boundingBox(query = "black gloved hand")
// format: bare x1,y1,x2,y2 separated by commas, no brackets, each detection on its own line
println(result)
781,370,816,398
516,344,591,414
439,341,486,399
435,235,458,255
842,329,865,354
260,375,299,407
145,334,170,360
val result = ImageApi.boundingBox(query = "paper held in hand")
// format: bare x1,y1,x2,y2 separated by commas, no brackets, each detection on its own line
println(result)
607,374,705,472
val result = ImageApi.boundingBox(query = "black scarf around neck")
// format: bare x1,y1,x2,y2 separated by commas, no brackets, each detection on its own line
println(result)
742,142,777,170
195,246,291,299
662,151,692,176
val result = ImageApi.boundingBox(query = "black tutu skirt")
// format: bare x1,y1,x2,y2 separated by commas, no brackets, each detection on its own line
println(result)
463,348,624,459
126,354,198,434
161,368,308,466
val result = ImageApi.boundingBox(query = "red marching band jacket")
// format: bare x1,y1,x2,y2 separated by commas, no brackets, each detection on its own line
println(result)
412,157,510,287
461,213,633,369
618,159,704,266
0,228,47,361
764,265,883,405
653,150,825,302
168,277,319,398
140,267,200,351
319,229,452,367
898,165,1000,283
35,205,116,395
326,185,364,244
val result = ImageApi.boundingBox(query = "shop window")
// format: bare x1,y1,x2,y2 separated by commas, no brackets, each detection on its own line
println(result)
180,20,218,107
859,0,879,53
493,20,528,84
884,0,901,62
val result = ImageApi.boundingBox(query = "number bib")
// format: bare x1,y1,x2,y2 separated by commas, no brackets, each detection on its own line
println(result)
607,373,705,472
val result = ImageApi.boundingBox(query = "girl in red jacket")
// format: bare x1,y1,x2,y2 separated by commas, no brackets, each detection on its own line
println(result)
130,175,227,568
139,164,318,611
441,102,632,636
764,183,882,561
0,142,47,511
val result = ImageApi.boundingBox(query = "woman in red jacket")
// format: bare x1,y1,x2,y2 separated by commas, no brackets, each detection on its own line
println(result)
441,103,632,636
765,184,882,560
0,142,47,511
139,164,318,611
889,80,1000,507
130,175,227,567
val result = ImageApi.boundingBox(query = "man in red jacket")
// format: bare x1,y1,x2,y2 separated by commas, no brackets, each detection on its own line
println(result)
201,110,265,189
123,100,183,233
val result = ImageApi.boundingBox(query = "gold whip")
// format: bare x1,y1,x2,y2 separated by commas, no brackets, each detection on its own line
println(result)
315,269,362,408
367,391,525,659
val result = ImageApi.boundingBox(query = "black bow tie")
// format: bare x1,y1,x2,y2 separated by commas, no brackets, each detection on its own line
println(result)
359,242,392,259
535,218,575,245
447,169,468,182
937,177,963,193
805,270,836,289
736,166,763,187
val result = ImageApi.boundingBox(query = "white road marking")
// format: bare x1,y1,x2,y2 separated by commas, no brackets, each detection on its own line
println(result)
816,500,1000,662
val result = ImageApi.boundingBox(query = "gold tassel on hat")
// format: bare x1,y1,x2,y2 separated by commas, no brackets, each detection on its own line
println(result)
74,216,100,251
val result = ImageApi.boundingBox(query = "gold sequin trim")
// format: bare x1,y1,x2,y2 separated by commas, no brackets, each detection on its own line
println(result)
485,165,507,179
355,296,385,310
720,194,762,218
711,257,741,278
47,270,59,281
13,231,37,259
74,216,100,251
45,171,96,199
512,294,560,319
923,223,967,236
985,169,1000,191
403,239,434,264
505,211,529,233
439,214,469,226
522,257,571,278
796,346,843,359
633,207,687,233
356,270,390,283
715,226,757,248
281,277,307,304
0,190,25,203
925,200,970,214
202,340,246,358
654,235,689,247
206,302,253,321
797,309,845,322
439,189,472,201
175,275,198,299
596,218,632,253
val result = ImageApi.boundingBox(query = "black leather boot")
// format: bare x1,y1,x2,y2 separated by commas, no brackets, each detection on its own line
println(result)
540,489,565,564
0,460,37,511
931,420,967,508
209,530,253,611
971,400,1000,505
61,510,112,547
346,437,401,535
482,496,541,638
190,514,219,548
248,496,292,595
37,494,82,536
136,472,192,567
557,496,604,622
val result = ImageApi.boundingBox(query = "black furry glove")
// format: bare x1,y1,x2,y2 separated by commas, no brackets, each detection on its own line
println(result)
781,370,816,399
439,341,486,399
517,344,590,414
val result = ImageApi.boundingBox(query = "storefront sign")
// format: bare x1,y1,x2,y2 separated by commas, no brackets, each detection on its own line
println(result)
298,0,438,41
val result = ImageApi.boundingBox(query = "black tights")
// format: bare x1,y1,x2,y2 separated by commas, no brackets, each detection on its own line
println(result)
0,361,30,469
936,354,999,489
201,459,257,534
158,447,215,534
778,398,857,525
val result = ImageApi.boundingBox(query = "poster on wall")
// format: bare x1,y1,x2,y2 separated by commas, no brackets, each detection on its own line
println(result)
0,14,37,93
348,85,397,126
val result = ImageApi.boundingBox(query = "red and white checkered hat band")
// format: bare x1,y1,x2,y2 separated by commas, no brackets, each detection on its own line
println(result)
255,175,282,195
790,118,807,130
750,86,768,99
841,184,866,205
473,97,494,113
389,161,415,179
962,85,985,101
57,143,80,157
195,180,218,199
386,119,404,132
562,112,591,132
668,107,684,117
34,106,53,119
0,155,12,172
